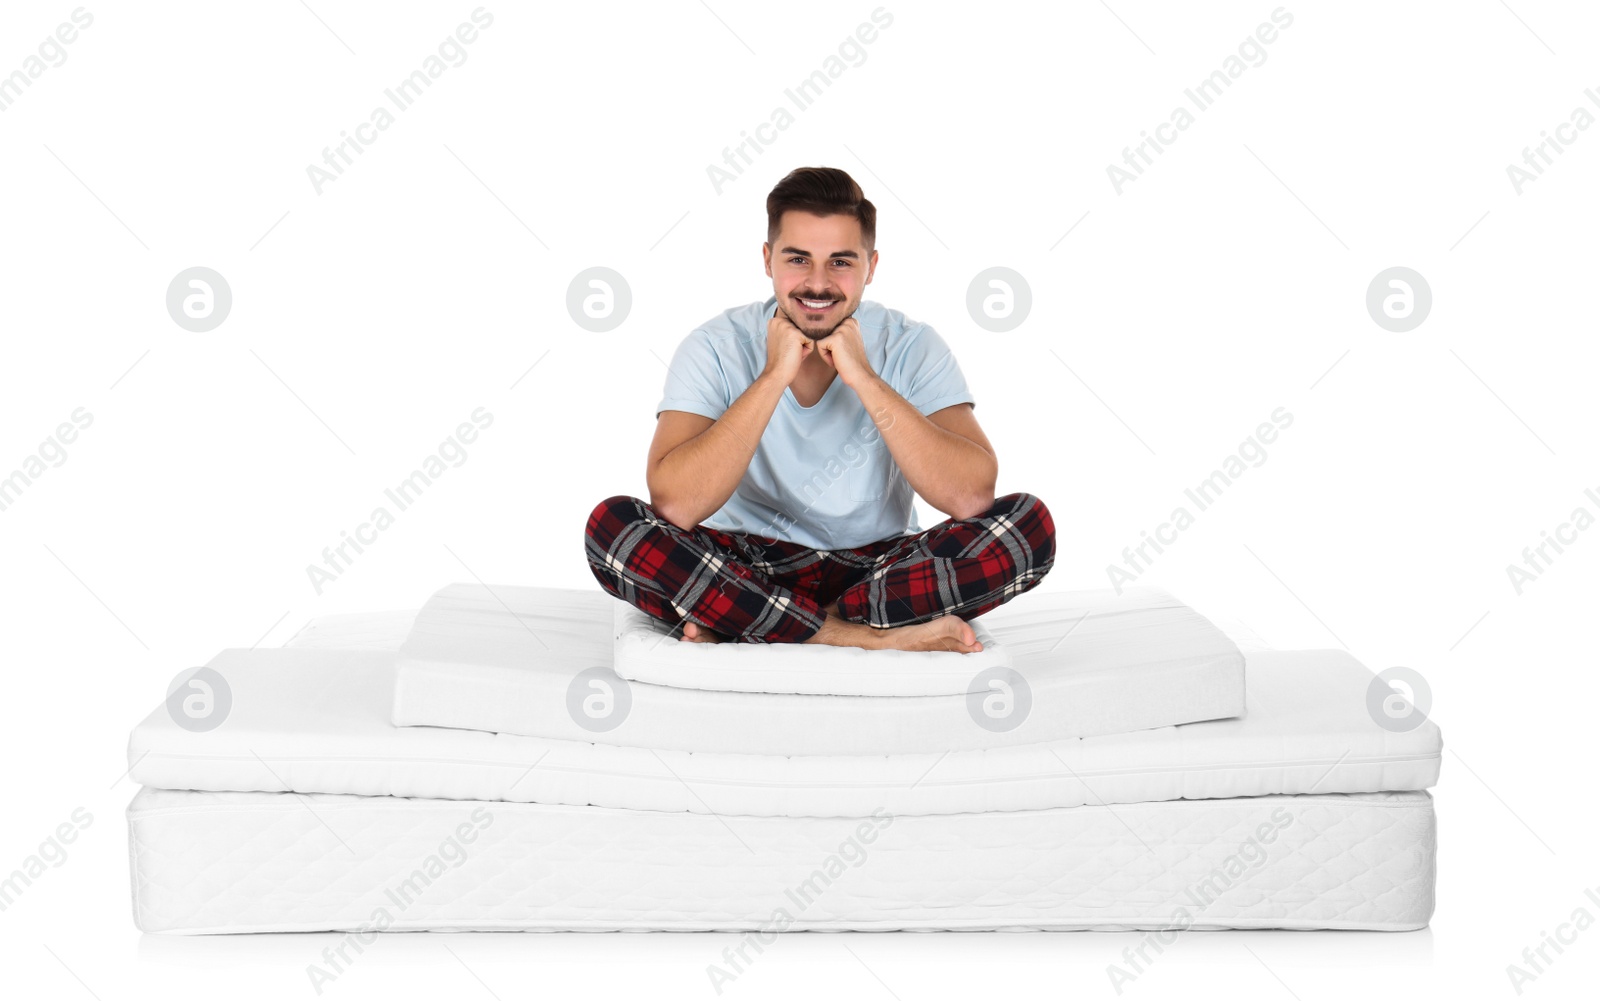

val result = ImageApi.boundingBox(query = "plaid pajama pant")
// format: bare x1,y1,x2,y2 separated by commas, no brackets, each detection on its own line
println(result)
583,492,1056,644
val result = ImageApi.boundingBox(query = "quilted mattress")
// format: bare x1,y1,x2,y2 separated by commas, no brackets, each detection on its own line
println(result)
390,584,1248,754
128,787,1435,934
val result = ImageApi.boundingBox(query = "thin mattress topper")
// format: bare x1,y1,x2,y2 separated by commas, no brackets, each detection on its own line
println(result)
610,598,1011,696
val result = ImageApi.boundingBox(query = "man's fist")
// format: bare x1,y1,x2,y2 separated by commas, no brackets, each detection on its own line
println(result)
815,315,874,387
762,305,814,384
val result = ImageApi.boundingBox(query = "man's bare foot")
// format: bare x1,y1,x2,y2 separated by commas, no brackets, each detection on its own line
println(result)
804,612,983,654
680,620,725,644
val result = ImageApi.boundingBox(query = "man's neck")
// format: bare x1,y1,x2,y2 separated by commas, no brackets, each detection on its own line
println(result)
789,354,839,407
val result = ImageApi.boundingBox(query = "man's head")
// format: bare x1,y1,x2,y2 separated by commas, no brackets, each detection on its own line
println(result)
762,166,878,340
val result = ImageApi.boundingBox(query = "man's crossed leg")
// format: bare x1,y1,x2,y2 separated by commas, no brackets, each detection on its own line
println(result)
584,492,1055,653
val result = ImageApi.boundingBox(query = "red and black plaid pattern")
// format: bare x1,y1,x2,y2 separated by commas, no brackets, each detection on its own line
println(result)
584,492,1055,644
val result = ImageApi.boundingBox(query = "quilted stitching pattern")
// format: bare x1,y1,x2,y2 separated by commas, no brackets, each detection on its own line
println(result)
129,789,1435,934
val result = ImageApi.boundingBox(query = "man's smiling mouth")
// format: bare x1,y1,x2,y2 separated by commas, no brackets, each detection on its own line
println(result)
796,296,837,312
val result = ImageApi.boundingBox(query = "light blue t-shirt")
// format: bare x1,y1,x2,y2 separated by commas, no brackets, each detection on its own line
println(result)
655,296,976,551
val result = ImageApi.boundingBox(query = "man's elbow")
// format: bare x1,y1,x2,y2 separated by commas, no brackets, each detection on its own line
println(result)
949,490,996,522
649,494,700,532
662,509,701,532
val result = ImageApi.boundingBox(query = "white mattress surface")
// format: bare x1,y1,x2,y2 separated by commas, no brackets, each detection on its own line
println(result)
390,584,1247,755
127,646,1440,818
128,787,1436,934
283,609,419,651
612,597,1010,696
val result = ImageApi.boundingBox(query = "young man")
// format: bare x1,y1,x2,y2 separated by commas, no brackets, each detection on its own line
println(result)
585,166,1055,653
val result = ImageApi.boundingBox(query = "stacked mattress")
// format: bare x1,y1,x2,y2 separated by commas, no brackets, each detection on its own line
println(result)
126,585,1441,934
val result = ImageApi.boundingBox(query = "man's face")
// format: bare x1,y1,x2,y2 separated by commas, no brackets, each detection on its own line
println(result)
763,210,877,340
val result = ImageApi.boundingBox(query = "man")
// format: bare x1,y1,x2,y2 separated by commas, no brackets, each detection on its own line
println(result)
585,166,1054,653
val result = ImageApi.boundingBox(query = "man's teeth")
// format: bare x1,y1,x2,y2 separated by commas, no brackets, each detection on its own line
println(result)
799,298,834,309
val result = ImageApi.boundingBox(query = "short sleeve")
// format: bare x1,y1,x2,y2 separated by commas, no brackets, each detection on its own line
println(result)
892,325,976,416
655,330,729,420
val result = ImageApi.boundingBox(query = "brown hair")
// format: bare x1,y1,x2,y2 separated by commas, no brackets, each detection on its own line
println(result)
766,167,876,253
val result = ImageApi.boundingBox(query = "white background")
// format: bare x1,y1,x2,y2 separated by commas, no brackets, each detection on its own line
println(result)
2,0,1597,997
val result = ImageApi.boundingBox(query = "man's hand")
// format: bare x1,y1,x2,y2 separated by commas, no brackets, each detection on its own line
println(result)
815,315,875,388
762,305,815,385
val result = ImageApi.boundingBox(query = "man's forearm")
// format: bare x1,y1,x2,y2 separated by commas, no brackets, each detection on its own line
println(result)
649,373,786,529
854,376,997,520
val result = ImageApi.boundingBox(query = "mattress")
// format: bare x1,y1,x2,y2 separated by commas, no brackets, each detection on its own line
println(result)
126,646,1440,818
389,584,1248,755
612,598,1012,696
283,609,419,651
127,787,1436,934
128,592,1440,936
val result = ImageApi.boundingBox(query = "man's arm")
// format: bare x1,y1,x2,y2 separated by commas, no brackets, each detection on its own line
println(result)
854,378,998,520
813,317,997,521
647,309,816,531
645,373,787,531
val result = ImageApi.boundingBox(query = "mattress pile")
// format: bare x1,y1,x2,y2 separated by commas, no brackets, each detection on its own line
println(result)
126,584,1441,934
